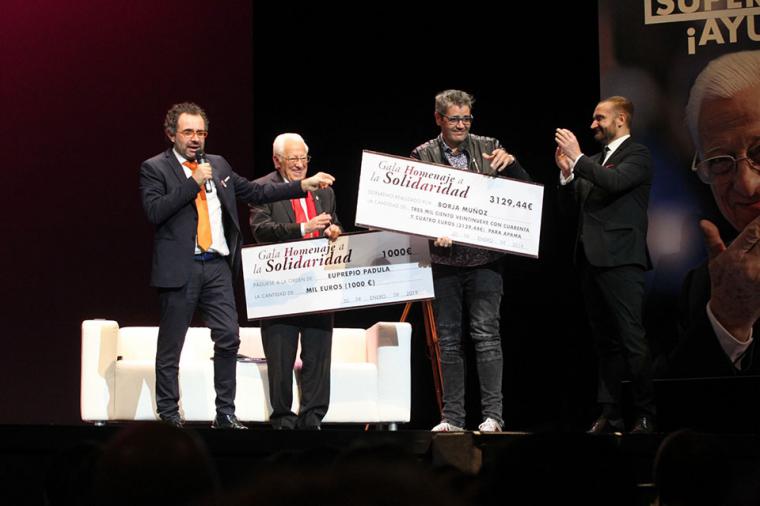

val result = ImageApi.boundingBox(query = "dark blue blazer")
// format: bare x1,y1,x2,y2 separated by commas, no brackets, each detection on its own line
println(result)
248,170,341,243
666,262,760,377
139,149,304,287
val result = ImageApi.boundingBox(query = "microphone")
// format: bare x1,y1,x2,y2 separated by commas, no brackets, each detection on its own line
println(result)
196,149,212,193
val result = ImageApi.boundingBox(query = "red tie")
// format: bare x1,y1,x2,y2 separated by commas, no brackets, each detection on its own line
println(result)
183,161,212,251
290,192,318,238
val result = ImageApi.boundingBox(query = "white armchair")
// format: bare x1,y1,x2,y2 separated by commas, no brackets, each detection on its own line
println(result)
80,319,411,427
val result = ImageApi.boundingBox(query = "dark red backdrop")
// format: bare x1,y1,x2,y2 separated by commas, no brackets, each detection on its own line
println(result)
1,1,600,428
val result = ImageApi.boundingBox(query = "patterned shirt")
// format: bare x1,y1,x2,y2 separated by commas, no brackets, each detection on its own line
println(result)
433,135,504,267
442,140,470,170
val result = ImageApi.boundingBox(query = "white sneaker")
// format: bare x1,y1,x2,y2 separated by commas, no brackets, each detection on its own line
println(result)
478,418,502,432
431,421,465,432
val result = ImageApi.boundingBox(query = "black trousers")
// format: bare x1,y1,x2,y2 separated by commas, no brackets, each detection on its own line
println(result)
580,255,656,420
261,313,333,429
155,257,240,418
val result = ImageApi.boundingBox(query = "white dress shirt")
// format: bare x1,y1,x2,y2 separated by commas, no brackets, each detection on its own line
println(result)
559,134,631,185
173,149,229,256
278,173,311,236
707,303,754,369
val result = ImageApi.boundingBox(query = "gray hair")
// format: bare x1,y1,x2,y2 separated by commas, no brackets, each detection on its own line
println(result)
686,50,760,153
272,133,309,157
435,89,475,115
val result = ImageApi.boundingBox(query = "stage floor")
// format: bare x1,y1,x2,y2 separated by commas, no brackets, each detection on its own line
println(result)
2,425,759,505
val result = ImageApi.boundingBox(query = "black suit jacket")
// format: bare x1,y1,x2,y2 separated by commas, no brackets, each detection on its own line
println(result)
561,138,653,270
248,170,341,243
665,262,760,377
139,149,304,287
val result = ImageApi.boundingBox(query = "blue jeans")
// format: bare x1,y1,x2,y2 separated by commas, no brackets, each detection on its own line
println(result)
432,263,504,428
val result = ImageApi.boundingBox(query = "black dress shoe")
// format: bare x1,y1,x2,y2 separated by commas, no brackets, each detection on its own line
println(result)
587,416,624,434
159,415,184,428
211,414,248,429
630,416,656,434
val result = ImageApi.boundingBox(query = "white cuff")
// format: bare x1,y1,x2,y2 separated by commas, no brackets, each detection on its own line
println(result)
559,154,584,185
706,301,753,369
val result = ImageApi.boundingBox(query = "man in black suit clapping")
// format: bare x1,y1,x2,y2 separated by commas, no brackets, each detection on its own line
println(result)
555,96,657,434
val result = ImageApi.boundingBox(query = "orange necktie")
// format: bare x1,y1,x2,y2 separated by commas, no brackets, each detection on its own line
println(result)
183,161,212,251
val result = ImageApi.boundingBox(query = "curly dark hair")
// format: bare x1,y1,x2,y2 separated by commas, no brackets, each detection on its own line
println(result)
163,102,210,135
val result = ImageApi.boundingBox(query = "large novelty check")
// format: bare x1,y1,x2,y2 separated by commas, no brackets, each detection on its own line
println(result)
241,230,434,319
355,150,544,257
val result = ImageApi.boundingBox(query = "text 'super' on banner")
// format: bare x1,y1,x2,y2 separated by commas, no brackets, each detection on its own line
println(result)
355,150,544,257
242,230,434,320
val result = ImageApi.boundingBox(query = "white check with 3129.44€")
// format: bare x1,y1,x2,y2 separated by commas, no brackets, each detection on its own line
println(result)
355,150,544,258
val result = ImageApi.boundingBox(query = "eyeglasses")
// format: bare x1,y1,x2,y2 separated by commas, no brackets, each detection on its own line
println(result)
280,155,311,164
692,146,760,184
440,114,474,126
177,129,208,138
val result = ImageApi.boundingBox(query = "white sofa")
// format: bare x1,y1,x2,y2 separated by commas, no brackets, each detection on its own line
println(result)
80,319,411,427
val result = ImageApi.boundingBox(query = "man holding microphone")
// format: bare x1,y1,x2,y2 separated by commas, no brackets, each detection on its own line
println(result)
140,103,335,429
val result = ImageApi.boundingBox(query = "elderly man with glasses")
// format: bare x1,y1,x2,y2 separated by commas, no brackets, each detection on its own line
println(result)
665,50,760,377
249,133,341,430
411,89,531,432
